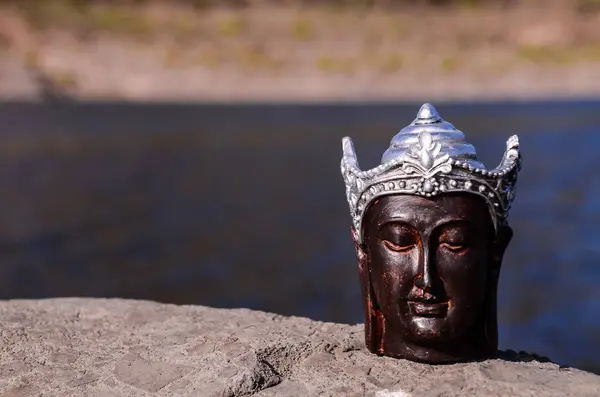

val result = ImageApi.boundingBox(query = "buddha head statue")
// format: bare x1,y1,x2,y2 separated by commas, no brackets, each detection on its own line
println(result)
340,103,521,364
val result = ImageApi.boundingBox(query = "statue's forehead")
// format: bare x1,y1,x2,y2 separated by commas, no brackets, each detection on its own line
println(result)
366,194,491,230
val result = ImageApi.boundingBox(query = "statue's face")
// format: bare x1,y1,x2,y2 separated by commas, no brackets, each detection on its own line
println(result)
363,194,496,344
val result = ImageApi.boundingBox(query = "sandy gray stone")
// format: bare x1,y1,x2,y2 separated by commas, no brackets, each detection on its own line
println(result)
0,298,598,397
113,353,193,392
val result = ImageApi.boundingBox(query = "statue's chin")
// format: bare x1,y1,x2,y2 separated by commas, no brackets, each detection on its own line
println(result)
384,315,453,343
409,317,451,341
405,315,480,346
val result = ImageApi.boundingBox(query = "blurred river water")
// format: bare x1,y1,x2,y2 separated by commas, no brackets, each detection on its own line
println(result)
0,100,599,373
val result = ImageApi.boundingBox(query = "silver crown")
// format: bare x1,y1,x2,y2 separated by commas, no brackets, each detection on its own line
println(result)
341,103,521,245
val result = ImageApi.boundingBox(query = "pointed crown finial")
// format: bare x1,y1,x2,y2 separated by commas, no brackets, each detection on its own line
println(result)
414,103,442,124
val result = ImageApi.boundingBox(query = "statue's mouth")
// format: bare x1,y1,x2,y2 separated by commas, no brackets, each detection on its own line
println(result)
407,300,449,317
405,288,449,317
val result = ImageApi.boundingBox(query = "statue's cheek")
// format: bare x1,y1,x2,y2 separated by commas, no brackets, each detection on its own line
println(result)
438,249,487,277
372,261,416,306
438,253,488,308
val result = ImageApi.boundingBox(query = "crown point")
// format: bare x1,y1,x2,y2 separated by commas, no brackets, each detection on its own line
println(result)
342,136,356,158
415,103,442,123
507,135,519,149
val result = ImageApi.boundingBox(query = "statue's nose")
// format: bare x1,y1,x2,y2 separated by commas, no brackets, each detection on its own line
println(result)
414,273,445,299
413,240,445,296
414,252,444,294
416,244,433,291
414,273,432,291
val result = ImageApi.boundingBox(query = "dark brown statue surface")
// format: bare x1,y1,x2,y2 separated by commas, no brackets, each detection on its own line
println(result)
341,104,521,364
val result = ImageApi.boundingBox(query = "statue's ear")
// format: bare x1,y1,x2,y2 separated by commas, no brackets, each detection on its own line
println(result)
351,228,369,268
350,226,381,354
484,225,512,354
350,227,368,283
491,225,513,271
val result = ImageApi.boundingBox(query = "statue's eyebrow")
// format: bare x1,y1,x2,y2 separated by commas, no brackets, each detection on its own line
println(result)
377,220,417,234
435,220,479,235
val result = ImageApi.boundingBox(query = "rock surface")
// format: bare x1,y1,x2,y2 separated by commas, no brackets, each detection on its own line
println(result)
0,298,598,397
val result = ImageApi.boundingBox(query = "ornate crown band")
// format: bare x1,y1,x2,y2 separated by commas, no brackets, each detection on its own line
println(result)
341,103,522,245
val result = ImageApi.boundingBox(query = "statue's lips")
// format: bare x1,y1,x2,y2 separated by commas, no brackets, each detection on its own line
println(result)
407,301,448,317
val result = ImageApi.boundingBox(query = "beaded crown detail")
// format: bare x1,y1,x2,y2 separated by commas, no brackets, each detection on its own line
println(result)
341,103,521,245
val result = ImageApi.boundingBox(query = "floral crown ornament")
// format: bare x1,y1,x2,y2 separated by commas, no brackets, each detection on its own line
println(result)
341,103,522,245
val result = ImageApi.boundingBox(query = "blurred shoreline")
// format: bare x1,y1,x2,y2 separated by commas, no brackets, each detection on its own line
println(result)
1,1,600,102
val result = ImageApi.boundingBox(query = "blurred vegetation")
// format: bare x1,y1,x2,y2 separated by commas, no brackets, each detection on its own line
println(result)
2,0,600,83
0,0,599,10
0,0,598,38
1,0,599,36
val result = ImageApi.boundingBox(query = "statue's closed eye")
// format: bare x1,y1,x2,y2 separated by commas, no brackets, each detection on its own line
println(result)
439,227,472,253
378,224,418,253
440,242,466,252
383,240,415,253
